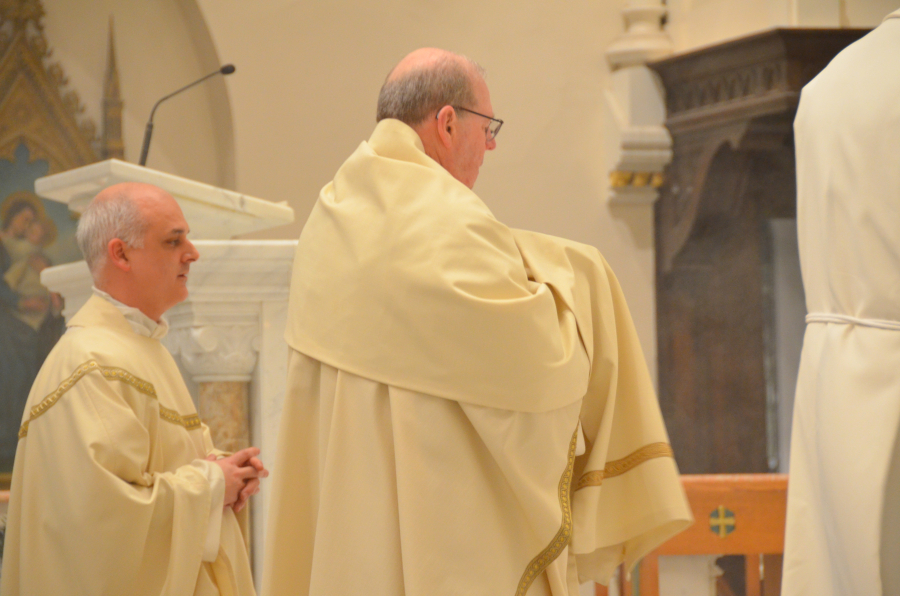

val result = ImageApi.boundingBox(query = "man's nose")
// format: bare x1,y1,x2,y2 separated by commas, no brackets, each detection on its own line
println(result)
184,239,199,262
486,136,497,151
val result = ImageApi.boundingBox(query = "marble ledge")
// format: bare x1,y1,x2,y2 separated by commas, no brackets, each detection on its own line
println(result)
41,240,298,319
166,302,261,329
166,325,260,383
36,160,294,239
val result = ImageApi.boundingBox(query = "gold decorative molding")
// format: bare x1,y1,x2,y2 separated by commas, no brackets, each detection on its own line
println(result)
0,0,100,173
0,0,44,28
610,170,665,189
604,0,672,206
1,1,128,488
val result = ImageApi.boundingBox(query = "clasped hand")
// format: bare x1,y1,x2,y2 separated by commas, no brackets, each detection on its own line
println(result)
208,447,268,513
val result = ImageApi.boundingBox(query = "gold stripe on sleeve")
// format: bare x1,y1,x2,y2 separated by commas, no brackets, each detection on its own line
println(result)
18,360,201,437
159,406,202,430
574,442,674,491
515,426,579,596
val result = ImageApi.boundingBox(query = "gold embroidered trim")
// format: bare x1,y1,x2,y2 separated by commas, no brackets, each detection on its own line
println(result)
18,360,200,437
515,427,579,596
574,442,674,491
159,406,201,430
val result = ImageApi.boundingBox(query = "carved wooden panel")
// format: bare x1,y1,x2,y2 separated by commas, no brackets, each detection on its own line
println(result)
649,29,867,474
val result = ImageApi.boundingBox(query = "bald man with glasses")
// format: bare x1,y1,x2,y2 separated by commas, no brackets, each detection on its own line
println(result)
263,48,690,596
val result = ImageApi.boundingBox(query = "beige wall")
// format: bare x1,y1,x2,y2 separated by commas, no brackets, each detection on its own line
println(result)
42,0,231,188
38,0,898,391
195,0,669,371
667,0,896,50
193,0,896,383
25,0,898,584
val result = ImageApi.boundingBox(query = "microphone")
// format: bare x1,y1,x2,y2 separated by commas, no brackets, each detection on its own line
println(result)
138,64,236,166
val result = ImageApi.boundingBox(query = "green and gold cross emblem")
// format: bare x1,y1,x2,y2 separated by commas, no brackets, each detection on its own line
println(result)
709,505,736,537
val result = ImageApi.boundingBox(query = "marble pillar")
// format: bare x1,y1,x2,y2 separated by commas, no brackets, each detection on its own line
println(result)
166,323,261,454
605,0,673,205
198,381,250,453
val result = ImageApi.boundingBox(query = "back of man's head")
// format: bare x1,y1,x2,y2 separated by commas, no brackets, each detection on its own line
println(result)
76,185,147,284
376,48,485,126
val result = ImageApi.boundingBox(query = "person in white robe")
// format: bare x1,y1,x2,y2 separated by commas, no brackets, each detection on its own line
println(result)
262,48,691,596
782,9,900,596
0,182,267,596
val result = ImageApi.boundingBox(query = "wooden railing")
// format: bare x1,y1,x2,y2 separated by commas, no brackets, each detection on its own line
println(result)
597,474,788,596
0,477,787,595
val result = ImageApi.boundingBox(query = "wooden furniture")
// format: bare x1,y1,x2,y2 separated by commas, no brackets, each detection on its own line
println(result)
597,474,788,596
648,30,866,474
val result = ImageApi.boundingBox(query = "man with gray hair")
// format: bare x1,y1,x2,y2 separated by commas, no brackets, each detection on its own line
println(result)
263,48,689,595
1,182,266,596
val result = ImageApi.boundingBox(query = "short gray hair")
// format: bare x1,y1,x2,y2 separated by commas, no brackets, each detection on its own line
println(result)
76,192,147,277
376,55,485,126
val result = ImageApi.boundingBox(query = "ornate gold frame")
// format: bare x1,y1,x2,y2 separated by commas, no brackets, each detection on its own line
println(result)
0,0,123,488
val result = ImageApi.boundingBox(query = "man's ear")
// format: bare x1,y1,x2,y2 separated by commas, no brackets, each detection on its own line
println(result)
107,238,131,272
435,105,457,148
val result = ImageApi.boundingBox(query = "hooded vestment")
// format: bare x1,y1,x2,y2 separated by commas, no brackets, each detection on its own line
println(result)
263,119,691,595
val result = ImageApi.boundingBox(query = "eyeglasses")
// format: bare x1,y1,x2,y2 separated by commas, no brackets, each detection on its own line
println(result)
437,106,504,141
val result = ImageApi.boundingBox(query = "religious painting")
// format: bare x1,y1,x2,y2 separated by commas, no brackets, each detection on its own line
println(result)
0,0,123,487
0,145,80,480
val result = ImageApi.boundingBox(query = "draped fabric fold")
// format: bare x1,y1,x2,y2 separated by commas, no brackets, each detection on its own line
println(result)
512,230,692,580
268,119,690,595
286,121,590,413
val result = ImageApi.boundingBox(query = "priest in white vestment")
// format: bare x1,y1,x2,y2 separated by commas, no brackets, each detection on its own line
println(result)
782,9,900,596
263,49,691,596
0,183,266,596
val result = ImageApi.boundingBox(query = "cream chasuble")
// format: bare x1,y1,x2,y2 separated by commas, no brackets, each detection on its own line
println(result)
263,119,691,596
0,295,255,596
783,10,900,596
